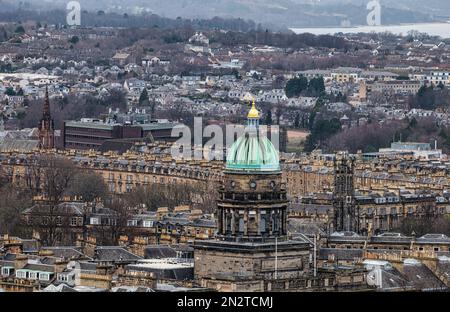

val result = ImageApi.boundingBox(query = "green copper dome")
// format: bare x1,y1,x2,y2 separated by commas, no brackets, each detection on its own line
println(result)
226,101,280,172
226,133,280,172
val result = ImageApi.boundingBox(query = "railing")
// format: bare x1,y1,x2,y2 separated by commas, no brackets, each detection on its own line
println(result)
220,192,287,202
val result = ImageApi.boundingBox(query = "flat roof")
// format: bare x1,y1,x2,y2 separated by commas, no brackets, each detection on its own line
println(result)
65,121,180,131
140,123,181,131
65,121,120,130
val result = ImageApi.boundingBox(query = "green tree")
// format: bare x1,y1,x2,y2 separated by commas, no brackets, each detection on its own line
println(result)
285,76,308,98
139,88,150,106
307,77,325,96
304,118,341,152
308,97,326,130
69,36,79,44
4,87,16,96
409,117,418,128
14,25,25,34
417,86,428,97
231,69,241,80
265,110,273,125
294,112,300,128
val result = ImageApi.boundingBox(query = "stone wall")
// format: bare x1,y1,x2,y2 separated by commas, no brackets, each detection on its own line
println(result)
194,246,310,281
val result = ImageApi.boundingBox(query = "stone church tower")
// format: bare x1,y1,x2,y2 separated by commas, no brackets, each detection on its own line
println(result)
194,101,312,291
332,152,358,233
38,87,55,149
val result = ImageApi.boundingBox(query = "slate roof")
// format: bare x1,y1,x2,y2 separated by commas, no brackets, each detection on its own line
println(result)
289,203,332,214
126,262,193,280
400,261,447,291
436,258,450,281
328,232,367,243
94,247,142,262
22,240,39,253
111,286,154,292
370,233,413,244
0,260,15,268
158,217,190,226
3,254,17,261
416,234,450,244
0,139,39,152
41,247,87,260
78,261,98,272
319,248,364,261
144,245,177,259
288,219,327,236
23,202,85,215
21,263,55,273
191,218,216,228
42,284,78,292
367,267,411,290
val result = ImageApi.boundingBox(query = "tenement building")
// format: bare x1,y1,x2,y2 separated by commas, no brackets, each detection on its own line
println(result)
290,191,447,235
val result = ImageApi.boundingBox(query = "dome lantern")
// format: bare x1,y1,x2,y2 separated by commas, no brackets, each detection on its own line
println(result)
247,99,260,120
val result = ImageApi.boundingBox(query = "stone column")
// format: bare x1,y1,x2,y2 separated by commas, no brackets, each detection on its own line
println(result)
269,210,273,236
244,209,248,236
220,208,225,235
231,210,236,235
257,210,261,235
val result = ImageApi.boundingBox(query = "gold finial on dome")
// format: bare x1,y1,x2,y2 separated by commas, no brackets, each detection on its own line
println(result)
247,99,260,119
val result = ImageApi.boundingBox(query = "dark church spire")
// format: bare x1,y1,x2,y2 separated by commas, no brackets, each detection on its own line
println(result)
43,86,51,119
38,86,55,149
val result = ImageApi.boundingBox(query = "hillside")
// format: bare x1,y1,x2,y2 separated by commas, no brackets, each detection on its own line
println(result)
1,0,448,28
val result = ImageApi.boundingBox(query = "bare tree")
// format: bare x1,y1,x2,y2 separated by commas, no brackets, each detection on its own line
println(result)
25,155,77,246
123,180,221,213
107,195,134,245
195,182,218,214
125,182,197,211
67,171,109,203
397,203,447,237
0,184,33,236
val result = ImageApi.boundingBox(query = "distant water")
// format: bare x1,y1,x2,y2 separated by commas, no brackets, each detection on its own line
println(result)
291,22,450,38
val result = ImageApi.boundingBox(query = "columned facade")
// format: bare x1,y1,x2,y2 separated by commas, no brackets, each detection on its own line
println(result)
217,171,288,241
